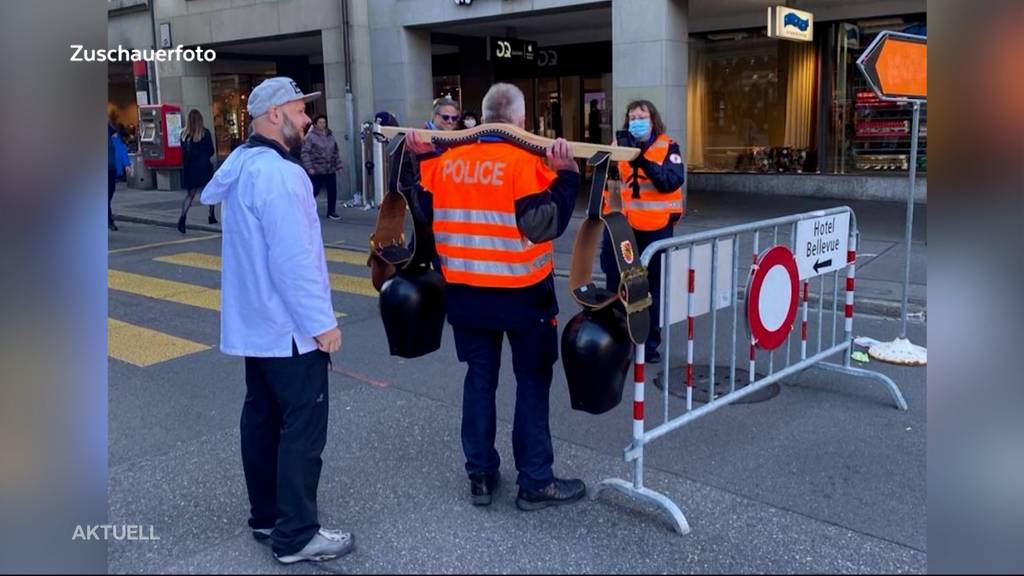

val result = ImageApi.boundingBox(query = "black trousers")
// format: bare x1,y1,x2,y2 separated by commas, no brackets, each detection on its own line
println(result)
108,169,116,225
600,223,674,353
452,320,558,491
310,173,337,216
241,345,330,556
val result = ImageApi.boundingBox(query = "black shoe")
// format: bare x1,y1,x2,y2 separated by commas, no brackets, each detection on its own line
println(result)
208,214,218,225
469,472,500,506
177,215,187,234
516,478,586,511
646,349,662,364
327,213,341,221
108,221,118,231
252,528,272,547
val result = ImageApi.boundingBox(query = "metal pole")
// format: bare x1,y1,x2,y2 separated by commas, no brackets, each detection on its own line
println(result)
148,1,160,103
709,241,719,401
632,345,646,489
729,234,739,394
340,0,360,203
372,126,384,207
363,121,376,206
661,251,670,424
900,101,921,339
346,91,357,201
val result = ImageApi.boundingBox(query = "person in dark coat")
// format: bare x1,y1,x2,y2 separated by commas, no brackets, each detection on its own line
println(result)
177,109,217,233
301,115,343,220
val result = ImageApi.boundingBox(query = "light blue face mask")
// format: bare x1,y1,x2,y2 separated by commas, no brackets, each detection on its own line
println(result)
628,118,651,140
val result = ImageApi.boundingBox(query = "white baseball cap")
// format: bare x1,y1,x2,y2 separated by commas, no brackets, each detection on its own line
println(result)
247,77,321,118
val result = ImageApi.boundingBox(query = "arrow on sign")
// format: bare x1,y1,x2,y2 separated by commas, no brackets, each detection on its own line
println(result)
813,258,832,273
856,31,926,101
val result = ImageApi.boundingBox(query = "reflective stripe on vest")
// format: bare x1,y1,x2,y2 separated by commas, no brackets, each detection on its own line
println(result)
624,198,683,212
434,208,516,228
433,208,553,288
441,251,552,277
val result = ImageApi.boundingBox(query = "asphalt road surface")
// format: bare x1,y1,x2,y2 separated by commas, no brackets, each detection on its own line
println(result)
108,220,926,574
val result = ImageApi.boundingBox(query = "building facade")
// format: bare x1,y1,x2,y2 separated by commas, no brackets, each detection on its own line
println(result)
108,0,927,201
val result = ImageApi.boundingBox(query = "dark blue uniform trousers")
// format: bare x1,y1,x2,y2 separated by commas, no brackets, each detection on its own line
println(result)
452,320,558,491
241,345,329,557
600,224,674,354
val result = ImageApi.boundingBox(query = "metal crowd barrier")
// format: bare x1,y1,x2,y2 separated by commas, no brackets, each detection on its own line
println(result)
359,121,386,209
592,206,908,535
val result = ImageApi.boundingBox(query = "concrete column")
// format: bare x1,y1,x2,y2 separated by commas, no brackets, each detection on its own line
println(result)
155,59,213,130
322,27,352,200
333,0,377,201
612,0,688,146
369,1,432,129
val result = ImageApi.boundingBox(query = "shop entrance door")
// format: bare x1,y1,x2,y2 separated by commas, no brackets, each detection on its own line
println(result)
533,75,582,141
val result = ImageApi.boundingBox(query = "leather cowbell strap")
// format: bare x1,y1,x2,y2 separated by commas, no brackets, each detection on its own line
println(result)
568,152,652,345
367,134,437,291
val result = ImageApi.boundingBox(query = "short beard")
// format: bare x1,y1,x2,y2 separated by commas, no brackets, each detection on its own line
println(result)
282,115,304,150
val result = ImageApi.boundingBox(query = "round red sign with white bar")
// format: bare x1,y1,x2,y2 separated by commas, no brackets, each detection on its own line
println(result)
746,245,799,350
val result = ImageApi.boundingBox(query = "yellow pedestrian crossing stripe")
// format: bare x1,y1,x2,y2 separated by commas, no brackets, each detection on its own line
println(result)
108,269,344,317
109,269,222,311
325,247,370,267
108,248,371,367
108,318,210,368
154,252,378,298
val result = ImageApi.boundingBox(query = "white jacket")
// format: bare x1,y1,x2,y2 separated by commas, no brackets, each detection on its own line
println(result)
201,136,336,357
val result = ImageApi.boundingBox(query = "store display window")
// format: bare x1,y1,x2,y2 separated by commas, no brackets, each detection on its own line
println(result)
688,30,818,174
828,16,927,173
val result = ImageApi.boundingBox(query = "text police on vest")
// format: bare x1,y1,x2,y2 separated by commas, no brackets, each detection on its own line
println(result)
441,159,507,186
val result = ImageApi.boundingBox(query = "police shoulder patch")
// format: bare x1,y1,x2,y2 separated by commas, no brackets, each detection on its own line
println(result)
669,153,683,164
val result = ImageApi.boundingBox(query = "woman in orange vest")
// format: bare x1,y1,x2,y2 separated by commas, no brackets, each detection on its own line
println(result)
601,99,685,364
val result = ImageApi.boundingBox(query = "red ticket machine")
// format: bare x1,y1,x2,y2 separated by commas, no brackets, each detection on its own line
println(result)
139,104,182,168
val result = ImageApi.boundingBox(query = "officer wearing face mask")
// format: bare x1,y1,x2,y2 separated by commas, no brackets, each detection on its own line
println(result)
601,99,685,364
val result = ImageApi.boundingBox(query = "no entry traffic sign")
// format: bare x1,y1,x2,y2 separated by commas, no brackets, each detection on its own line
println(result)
857,31,927,102
746,245,799,350
795,212,850,279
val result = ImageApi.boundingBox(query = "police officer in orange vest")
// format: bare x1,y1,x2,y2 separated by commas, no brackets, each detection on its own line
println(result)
403,83,587,510
602,100,686,364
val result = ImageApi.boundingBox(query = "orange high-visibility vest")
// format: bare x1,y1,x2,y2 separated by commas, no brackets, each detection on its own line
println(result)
420,142,555,289
603,134,684,231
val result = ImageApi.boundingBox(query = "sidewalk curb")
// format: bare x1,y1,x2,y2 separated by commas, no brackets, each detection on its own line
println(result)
115,213,925,322
115,214,223,235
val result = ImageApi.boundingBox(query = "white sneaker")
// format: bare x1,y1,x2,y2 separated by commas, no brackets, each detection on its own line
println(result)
273,528,354,564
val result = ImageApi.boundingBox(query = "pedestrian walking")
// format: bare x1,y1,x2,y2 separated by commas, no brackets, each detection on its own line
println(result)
601,99,685,364
403,83,587,510
108,122,132,231
199,76,353,565
301,114,343,220
177,109,217,233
